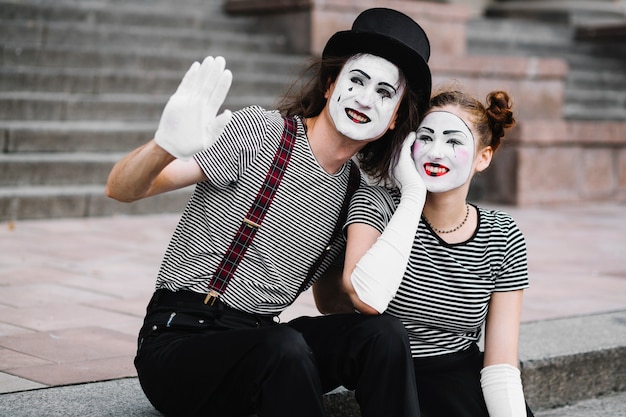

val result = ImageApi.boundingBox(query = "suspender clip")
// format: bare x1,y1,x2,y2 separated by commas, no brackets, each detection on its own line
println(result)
204,289,220,306
242,218,261,229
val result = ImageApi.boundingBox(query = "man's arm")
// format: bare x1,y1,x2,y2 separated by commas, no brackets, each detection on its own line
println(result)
105,55,232,202
312,264,355,314
105,140,205,202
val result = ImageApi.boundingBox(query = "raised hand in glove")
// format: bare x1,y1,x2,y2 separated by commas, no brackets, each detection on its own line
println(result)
392,131,427,204
154,56,233,160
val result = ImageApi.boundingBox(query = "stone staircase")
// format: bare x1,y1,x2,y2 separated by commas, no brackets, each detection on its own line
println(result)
0,0,308,221
485,0,626,25
469,0,626,121
2,0,625,220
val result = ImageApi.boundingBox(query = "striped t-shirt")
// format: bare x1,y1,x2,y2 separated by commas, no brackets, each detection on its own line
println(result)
155,106,360,315
346,185,529,357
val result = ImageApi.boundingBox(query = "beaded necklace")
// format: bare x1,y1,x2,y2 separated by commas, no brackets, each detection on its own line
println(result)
424,204,469,234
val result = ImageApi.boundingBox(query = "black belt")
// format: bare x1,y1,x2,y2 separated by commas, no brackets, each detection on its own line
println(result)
148,289,278,328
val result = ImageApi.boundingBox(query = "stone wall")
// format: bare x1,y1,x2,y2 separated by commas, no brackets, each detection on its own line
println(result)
486,120,626,205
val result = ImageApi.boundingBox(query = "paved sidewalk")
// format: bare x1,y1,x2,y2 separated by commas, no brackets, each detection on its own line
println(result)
1,202,625,394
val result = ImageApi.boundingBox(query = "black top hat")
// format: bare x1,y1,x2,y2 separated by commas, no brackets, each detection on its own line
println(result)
323,8,432,110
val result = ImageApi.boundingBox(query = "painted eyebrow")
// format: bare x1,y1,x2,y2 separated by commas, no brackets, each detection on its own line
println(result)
442,130,468,136
349,69,371,80
417,127,468,138
349,69,398,94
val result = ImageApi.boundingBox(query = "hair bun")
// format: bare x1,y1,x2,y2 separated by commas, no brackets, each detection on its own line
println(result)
486,91,515,145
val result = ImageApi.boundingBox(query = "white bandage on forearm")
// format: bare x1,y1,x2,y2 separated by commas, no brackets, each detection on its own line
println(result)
350,189,424,313
480,364,526,417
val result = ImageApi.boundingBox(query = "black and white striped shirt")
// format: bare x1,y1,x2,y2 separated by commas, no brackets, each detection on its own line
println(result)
156,106,359,315
346,186,529,357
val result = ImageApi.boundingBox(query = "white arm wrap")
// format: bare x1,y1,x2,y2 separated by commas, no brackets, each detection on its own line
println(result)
480,364,526,417
350,189,424,313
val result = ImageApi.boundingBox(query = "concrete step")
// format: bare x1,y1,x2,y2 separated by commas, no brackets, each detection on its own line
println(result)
322,389,626,417
0,66,185,95
466,17,626,63
466,39,626,72
565,87,626,108
0,121,155,153
517,311,626,411
0,184,192,220
0,19,287,55
0,152,121,186
563,103,626,121
567,68,626,92
0,92,167,122
1,42,308,76
536,391,626,417
486,0,626,25
0,73,291,120
0,0,238,31
466,16,626,122
0,62,303,95
1,42,201,71
466,17,572,49
565,52,626,72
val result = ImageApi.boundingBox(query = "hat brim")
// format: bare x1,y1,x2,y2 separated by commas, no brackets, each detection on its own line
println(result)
323,31,432,108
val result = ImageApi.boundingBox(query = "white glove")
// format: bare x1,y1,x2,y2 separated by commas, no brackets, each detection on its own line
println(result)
392,131,426,202
481,364,527,417
350,133,426,313
154,56,233,160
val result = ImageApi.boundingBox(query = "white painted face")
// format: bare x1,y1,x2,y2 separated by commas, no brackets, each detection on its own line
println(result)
412,111,475,193
328,54,405,141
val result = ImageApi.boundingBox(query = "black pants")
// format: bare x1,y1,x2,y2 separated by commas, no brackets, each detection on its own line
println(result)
413,344,534,417
135,290,420,417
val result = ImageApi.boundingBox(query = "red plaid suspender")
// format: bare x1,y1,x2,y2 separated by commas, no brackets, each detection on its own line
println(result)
204,116,361,306
205,116,297,305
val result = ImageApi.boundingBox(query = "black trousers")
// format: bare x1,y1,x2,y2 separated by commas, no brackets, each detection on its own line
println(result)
135,289,420,417
413,343,534,417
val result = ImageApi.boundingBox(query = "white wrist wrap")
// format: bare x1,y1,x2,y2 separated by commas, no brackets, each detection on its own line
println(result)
350,188,424,313
480,364,526,417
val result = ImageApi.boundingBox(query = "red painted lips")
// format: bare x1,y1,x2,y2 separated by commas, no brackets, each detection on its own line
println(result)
424,162,449,177
345,108,370,124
